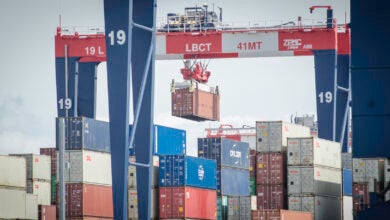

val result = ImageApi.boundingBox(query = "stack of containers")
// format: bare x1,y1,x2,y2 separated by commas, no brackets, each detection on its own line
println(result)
249,149,257,196
253,121,310,219
385,159,390,201
0,155,38,219
287,137,342,220
10,154,52,206
159,155,217,219
352,158,384,215
341,152,353,220
198,137,250,220
56,117,113,219
40,147,57,205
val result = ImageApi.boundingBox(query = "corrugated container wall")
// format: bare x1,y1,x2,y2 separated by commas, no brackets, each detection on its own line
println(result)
38,205,56,220
280,209,313,220
128,156,159,188
288,195,341,220
198,137,250,169
25,193,38,220
128,188,158,219
0,188,27,219
227,196,251,220
343,196,353,220
57,150,112,185
0,155,26,189
256,185,285,210
27,180,51,205
256,152,285,185
287,166,342,197
256,121,310,152
154,125,186,155
220,167,250,196
353,158,384,191
251,210,280,220
159,155,217,189
343,169,353,196
10,154,51,181
159,186,217,219
40,148,57,175
287,137,341,169
171,84,220,121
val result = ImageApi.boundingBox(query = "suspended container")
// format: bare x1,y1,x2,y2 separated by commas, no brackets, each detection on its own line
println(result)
171,80,220,121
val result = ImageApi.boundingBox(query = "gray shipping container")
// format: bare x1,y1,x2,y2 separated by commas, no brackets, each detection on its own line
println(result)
10,154,51,181
353,158,384,190
256,121,310,152
227,196,250,220
288,195,341,220
288,166,342,197
128,156,159,188
128,188,158,219
342,153,352,169
287,137,341,169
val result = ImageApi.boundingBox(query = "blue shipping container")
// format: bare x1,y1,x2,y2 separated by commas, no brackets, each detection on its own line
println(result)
198,138,250,169
343,169,352,196
154,125,186,155
159,155,217,189
218,167,250,196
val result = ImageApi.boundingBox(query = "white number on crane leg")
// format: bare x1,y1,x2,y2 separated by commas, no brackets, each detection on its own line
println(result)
59,98,72,110
318,91,333,103
108,30,126,45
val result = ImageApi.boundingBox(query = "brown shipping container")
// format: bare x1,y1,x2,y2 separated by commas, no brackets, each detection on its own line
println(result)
38,205,56,220
250,149,257,177
40,148,57,175
252,210,280,220
59,183,113,218
256,152,286,185
171,87,220,121
280,209,313,220
353,183,370,215
256,185,285,209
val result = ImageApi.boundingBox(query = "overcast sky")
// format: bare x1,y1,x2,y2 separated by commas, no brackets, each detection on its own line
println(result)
0,0,350,156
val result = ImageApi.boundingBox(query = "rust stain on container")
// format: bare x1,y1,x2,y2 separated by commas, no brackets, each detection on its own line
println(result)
171,87,220,121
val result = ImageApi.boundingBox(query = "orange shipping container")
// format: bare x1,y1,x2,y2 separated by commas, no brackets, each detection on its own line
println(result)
280,209,313,220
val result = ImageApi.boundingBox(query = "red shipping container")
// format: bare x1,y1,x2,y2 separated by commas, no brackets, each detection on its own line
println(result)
171,87,220,121
40,147,57,175
353,183,370,215
250,149,257,177
256,152,285,185
58,183,113,218
252,209,280,220
256,185,285,209
280,209,313,220
39,205,56,220
159,186,217,219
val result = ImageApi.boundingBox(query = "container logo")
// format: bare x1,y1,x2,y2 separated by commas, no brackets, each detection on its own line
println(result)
198,165,205,181
230,150,242,158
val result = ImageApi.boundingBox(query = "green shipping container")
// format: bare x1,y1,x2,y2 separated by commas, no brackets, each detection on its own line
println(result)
250,177,256,196
217,196,228,220
51,175,56,204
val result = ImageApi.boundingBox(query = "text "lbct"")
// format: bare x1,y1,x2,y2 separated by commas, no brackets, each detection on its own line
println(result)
185,43,212,52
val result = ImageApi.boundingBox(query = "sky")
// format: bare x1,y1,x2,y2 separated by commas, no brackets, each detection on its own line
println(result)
0,0,350,156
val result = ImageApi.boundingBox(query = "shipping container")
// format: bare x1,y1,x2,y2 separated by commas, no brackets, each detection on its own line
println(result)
198,137,250,169
56,117,110,152
128,188,158,219
217,196,228,220
342,153,352,169
256,152,285,185
385,158,390,184
159,186,217,219
0,155,26,189
251,209,280,220
154,125,186,155
343,169,352,196
62,183,113,218
280,209,313,220
352,183,370,215
251,195,257,211
10,154,51,181
343,196,353,220
51,175,57,205
352,158,384,191
26,193,38,220
256,185,285,210
0,188,26,219
256,121,310,152
227,196,251,220
249,149,257,177
171,82,220,121
287,166,342,197
287,137,341,169
159,155,217,189
219,167,250,196
39,205,56,220
57,150,112,185
250,177,256,196
128,156,159,188
288,195,341,220
40,147,57,175
27,180,51,205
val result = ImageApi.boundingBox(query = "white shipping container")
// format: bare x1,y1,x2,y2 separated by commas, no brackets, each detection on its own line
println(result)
343,196,353,220
288,166,342,197
57,150,112,185
128,156,159,189
0,188,26,219
128,188,158,219
256,121,310,152
25,193,38,220
0,155,26,188
287,137,341,169
27,180,51,205
352,158,384,187
11,154,51,181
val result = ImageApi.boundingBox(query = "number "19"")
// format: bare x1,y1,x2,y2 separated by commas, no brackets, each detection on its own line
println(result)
108,30,126,45
318,91,333,103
